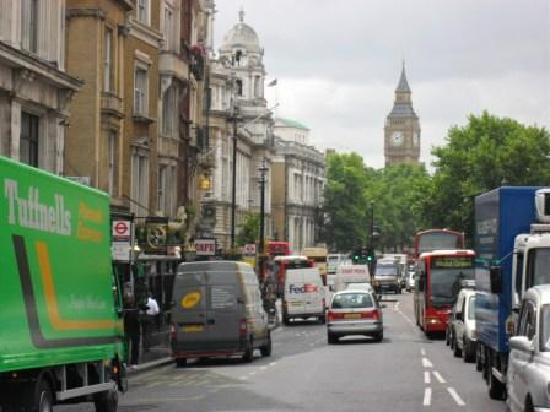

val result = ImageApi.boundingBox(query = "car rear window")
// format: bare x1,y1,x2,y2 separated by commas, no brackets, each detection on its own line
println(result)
332,293,373,309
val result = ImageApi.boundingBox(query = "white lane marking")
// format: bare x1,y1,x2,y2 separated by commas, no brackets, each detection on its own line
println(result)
248,372,256,376
423,387,432,406
421,348,426,356
432,371,447,384
259,366,267,371
447,387,466,406
269,362,277,366
424,371,431,385
422,357,433,368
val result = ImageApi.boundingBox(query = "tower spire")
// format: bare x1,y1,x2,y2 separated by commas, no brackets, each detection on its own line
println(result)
396,60,410,92
238,7,245,23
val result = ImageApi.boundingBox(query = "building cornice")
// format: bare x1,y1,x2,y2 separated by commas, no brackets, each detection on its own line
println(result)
66,8,105,19
129,19,163,49
0,41,83,91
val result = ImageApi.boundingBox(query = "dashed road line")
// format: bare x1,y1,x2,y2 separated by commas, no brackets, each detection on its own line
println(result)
432,371,447,384
422,357,433,368
424,371,431,385
447,387,465,406
423,387,432,406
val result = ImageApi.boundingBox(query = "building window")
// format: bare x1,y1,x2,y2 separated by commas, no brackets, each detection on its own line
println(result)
137,0,150,25
20,112,39,167
107,131,118,196
158,165,175,216
163,6,174,51
161,86,177,137
131,152,149,215
236,80,243,97
21,0,38,53
134,65,148,115
103,28,114,92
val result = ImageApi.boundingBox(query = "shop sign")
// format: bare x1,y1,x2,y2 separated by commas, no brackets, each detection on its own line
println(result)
195,239,216,256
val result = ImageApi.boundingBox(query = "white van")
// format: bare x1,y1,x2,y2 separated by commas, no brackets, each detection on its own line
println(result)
334,265,371,292
282,268,325,325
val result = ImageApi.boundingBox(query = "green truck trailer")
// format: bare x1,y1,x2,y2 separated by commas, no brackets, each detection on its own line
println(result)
0,156,126,411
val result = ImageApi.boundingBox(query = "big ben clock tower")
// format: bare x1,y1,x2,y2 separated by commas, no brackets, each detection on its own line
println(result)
384,63,421,166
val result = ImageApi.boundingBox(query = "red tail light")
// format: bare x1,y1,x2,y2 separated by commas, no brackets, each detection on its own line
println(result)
239,319,248,336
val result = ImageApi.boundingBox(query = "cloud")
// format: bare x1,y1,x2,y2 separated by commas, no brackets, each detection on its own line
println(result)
214,0,550,168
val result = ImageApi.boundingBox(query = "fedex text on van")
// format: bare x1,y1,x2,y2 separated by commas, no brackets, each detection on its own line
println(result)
289,283,319,294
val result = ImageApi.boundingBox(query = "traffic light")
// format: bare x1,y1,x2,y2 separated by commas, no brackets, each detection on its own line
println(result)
367,248,374,262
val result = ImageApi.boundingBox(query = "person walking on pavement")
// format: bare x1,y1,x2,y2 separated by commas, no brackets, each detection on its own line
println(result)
142,292,159,353
123,295,141,368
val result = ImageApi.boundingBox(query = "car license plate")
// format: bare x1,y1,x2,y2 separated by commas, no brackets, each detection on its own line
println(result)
182,325,204,332
344,314,361,320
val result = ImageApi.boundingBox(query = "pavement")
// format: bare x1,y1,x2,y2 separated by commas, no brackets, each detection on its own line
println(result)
56,292,508,412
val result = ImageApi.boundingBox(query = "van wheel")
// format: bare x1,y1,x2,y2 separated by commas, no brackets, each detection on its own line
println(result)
260,333,272,357
94,389,118,412
489,370,505,400
283,316,290,326
327,332,338,345
373,331,383,342
242,339,254,363
175,358,188,368
453,336,462,357
34,378,53,412
318,315,325,325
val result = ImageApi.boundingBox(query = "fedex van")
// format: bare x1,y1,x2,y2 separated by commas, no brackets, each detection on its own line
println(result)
282,268,325,325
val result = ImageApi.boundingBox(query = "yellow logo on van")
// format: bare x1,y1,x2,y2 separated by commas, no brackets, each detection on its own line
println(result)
181,291,201,309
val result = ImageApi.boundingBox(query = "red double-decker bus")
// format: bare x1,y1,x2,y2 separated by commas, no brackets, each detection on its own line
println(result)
414,249,475,338
267,241,291,257
414,229,465,259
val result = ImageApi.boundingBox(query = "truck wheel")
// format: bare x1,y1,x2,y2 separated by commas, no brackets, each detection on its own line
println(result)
283,316,290,326
488,370,505,400
475,346,483,372
175,358,188,368
463,337,474,363
34,379,53,412
373,331,383,342
260,333,272,357
318,315,326,325
327,332,338,344
94,389,118,412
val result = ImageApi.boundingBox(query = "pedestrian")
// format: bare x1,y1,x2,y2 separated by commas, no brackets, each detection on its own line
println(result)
142,292,159,353
123,294,141,368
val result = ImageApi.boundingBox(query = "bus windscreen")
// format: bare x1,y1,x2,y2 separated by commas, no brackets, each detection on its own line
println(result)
429,257,474,307
418,232,461,255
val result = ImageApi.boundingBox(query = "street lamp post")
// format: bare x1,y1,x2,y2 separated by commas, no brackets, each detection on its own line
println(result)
230,106,238,252
258,158,268,255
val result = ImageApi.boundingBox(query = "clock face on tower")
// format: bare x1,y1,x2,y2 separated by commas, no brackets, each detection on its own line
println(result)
391,131,403,146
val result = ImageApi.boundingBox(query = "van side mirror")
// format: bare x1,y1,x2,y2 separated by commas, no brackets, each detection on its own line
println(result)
509,336,534,353
490,266,502,294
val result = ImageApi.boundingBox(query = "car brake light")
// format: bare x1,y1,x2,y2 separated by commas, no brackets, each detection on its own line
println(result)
239,319,248,336
327,311,345,321
361,310,380,320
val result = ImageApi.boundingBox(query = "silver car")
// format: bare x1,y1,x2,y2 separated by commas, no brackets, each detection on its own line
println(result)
507,285,550,412
450,289,476,362
327,290,383,344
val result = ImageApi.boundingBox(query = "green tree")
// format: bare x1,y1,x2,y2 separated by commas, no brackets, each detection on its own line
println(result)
419,112,550,244
237,212,260,246
322,152,369,251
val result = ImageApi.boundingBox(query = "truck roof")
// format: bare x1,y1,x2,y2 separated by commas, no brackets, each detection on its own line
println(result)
524,285,550,306
274,255,308,261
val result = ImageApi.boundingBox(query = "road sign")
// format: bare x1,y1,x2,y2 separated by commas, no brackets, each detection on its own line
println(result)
195,239,216,256
242,243,256,255
112,220,131,242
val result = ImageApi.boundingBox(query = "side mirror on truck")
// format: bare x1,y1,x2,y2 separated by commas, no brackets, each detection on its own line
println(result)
490,266,502,294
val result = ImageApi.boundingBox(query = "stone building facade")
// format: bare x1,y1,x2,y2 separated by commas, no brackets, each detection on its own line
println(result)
384,64,421,166
206,10,274,252
271,121,325,253
0,0,82,173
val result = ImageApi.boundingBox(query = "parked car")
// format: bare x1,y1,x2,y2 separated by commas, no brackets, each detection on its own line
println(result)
507,285,550,412
171,261,272,366
449,289,477,362
282,267,325,325
327,290,384,344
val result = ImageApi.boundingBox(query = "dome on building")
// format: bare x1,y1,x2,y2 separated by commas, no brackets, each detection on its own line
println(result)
220,9,261,54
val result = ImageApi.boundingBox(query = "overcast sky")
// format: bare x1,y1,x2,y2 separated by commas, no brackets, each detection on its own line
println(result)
213,1,550,169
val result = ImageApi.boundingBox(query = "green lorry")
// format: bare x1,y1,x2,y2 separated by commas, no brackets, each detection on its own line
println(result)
0,156,126,411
